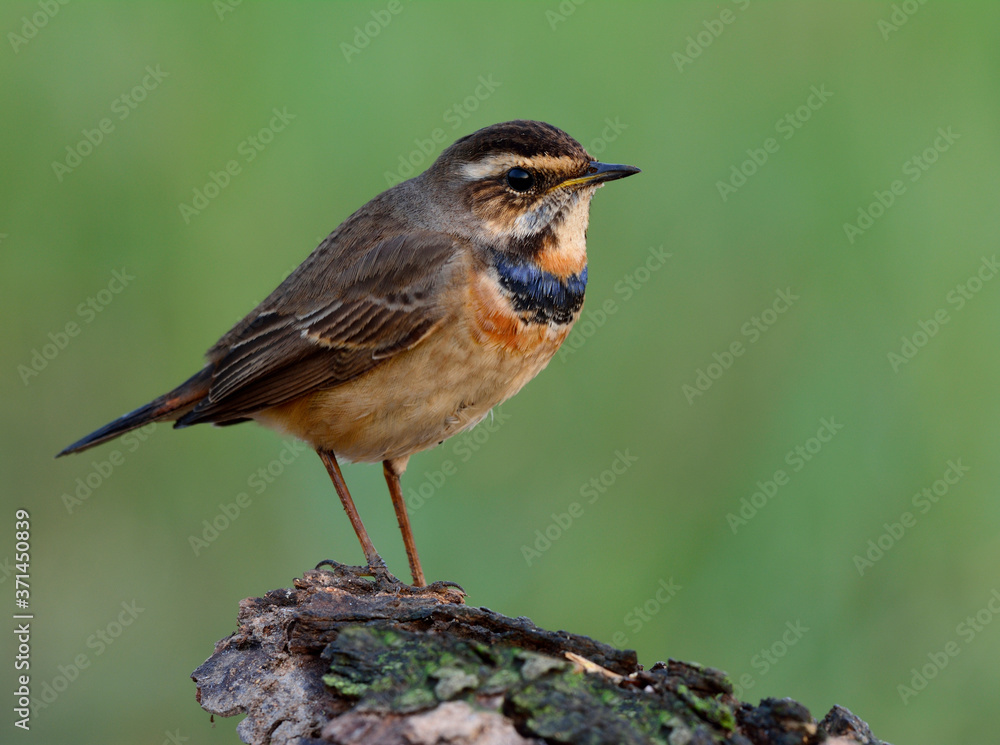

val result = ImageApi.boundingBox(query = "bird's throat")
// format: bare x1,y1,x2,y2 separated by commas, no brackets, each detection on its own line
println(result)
491,252,586,326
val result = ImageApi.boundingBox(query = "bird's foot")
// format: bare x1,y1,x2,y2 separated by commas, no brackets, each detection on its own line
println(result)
314,558,399,585
314,559,465,600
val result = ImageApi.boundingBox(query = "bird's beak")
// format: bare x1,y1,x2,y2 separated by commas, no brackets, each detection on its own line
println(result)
558,161,641,189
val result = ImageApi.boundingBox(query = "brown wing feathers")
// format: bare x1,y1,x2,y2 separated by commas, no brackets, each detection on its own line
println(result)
174,232,459,427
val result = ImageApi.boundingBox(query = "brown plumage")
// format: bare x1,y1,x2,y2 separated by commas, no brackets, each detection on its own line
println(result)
58,120,640,588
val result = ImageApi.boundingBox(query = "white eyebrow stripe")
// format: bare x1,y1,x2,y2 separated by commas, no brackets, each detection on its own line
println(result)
460,155,519,180
460,154,585,181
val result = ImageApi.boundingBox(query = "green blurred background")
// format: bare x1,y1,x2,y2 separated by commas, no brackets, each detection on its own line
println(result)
2,2,998,742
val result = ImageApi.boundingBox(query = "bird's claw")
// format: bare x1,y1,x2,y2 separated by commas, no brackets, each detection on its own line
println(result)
313,558,406,589
314,559,464,598
315,558,375,578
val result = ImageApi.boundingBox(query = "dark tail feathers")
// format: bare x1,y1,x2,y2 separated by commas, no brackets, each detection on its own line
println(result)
56,367,212,457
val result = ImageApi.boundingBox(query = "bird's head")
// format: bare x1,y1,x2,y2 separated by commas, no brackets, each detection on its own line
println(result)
418,120,639,260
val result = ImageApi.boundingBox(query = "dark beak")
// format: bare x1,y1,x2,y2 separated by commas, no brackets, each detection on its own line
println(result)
560,161,641,189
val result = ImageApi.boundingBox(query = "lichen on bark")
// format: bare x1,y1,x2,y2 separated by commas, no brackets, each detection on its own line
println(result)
191,569,891,745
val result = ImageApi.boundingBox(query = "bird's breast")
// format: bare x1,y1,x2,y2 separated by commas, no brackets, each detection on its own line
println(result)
253,250,585,464
469,251,585,352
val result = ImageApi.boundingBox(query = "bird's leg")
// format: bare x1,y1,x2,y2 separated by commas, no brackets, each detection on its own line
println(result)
383,459,426,587
315,449,463,597
316,448,398,585
382,459,464,596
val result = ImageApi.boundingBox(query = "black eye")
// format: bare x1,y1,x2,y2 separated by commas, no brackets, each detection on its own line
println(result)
505,167,535,192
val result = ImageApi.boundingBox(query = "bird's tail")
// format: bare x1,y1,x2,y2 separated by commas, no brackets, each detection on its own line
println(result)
56,367,213,457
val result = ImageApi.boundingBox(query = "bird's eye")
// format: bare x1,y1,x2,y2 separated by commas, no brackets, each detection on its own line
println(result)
505,167,535,192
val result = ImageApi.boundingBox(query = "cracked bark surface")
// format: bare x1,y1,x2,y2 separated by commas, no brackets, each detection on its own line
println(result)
192,570,892,745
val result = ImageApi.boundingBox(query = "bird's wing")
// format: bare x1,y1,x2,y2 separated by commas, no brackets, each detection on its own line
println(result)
176,230,461,426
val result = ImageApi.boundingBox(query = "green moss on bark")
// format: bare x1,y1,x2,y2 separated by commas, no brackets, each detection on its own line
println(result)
322,625,740,744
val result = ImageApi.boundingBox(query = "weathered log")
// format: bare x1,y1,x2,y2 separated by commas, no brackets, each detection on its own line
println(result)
192,569,891,745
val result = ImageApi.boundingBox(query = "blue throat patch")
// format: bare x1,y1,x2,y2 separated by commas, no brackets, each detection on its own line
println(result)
492,253,587,325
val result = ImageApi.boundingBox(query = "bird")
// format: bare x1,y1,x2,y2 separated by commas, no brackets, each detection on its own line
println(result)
57,120,640,589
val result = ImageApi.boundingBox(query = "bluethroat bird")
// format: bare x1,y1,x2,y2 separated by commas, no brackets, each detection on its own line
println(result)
58,120,640,588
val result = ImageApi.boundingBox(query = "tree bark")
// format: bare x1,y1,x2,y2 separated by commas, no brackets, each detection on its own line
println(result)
192,569,891,745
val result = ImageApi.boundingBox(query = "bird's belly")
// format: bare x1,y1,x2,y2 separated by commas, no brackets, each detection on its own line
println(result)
253,307,572,463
